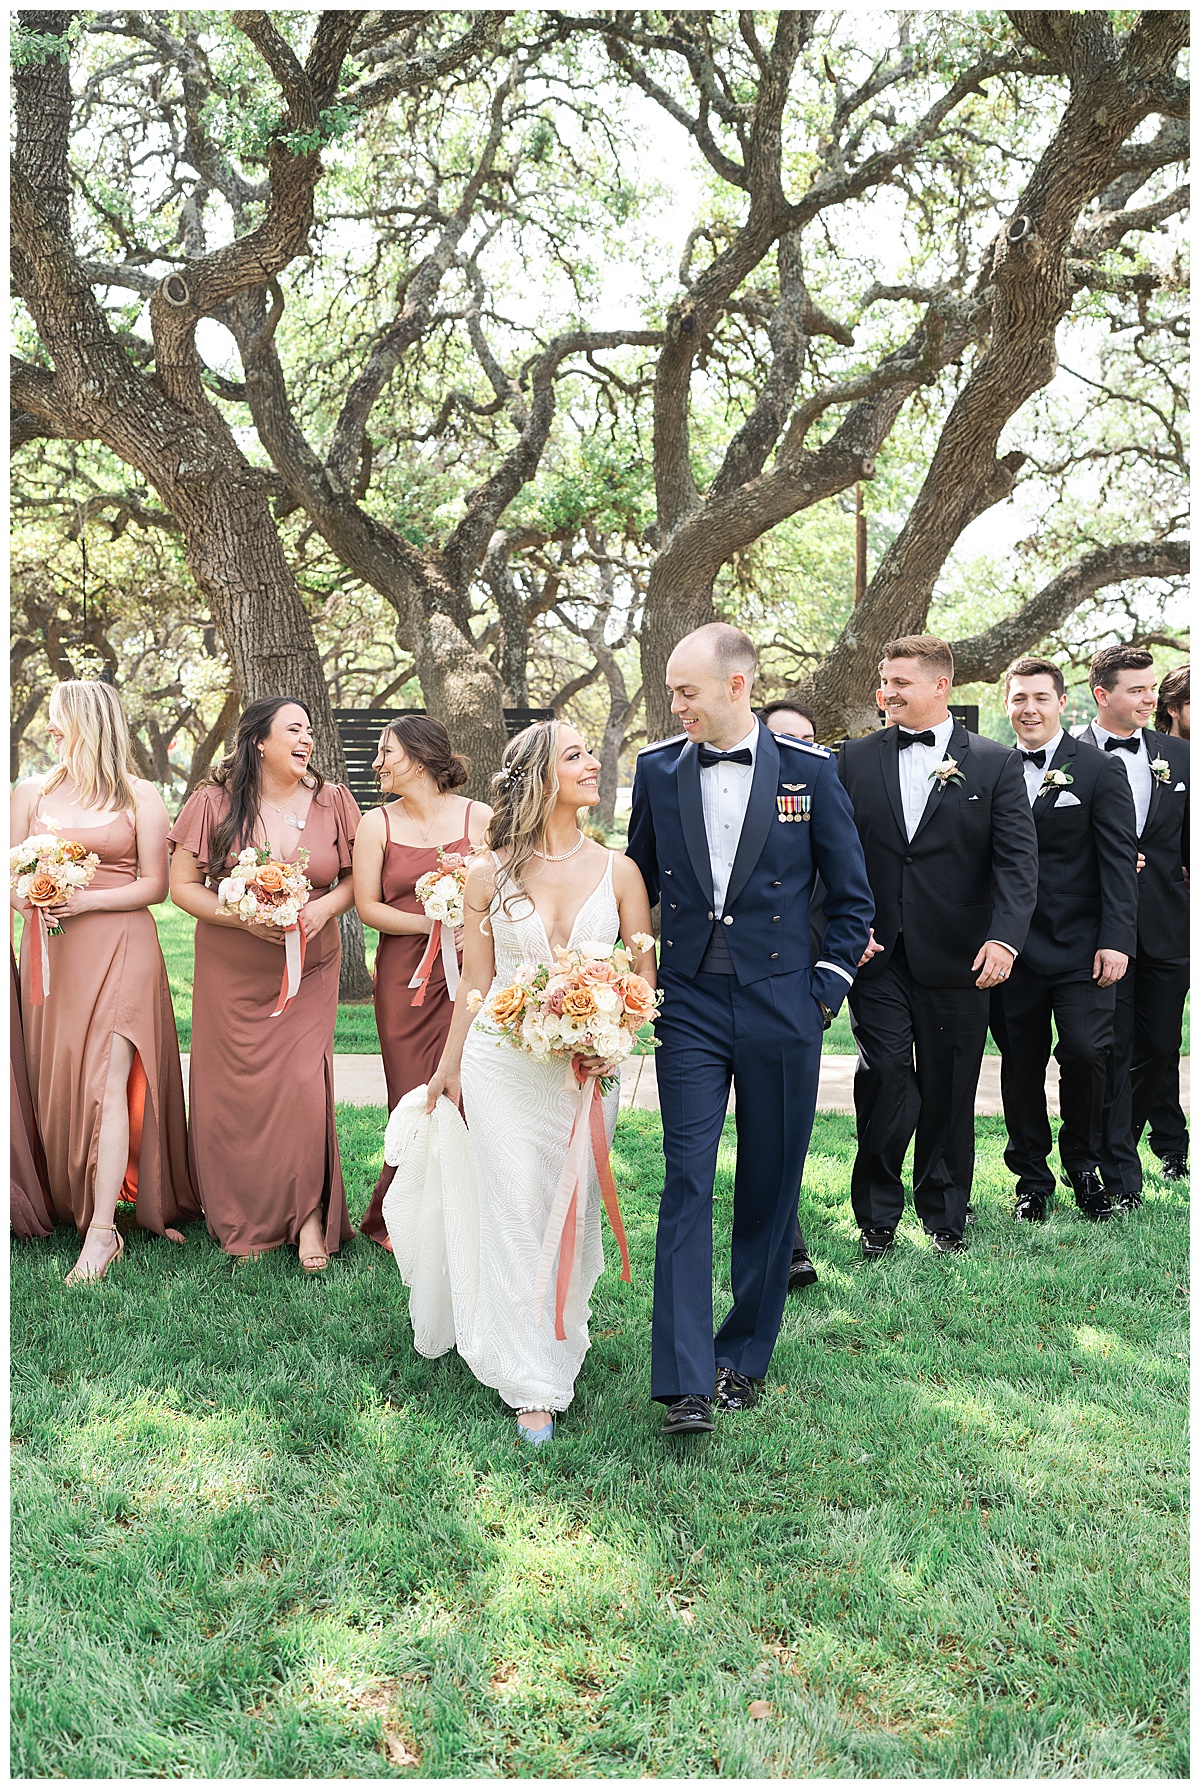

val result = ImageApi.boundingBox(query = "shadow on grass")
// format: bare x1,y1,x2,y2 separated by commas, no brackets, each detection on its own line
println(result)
11,1111,1188,1778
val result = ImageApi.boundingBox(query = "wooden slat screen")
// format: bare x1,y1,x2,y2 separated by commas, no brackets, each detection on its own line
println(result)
332,707,554,811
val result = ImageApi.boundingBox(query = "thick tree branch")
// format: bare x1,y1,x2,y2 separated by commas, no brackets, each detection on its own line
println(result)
949,540,1191,683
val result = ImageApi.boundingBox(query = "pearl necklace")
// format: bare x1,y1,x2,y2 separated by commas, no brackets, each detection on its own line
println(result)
532,830,585,862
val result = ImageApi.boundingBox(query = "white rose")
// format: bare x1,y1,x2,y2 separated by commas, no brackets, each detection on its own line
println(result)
578,939,612,961
15,874,32,899
592,984,620,1015
238,894,258,919
217,877,244,906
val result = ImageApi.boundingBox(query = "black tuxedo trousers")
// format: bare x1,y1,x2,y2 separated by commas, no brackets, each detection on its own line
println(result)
990,961,1116,1197
847,936,989,1238
1100,955,1190,1200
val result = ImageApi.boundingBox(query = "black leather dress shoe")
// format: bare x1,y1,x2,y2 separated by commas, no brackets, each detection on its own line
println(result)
788,1251,818,1291
713,1367,760,1413
1014,1192,1049,1222
1159,1155,1189,1182
931,1231,966,1254
661,1395,715,1435
860,1227,896,1259
1113,1191,1143,1214
1071,1168,1113,1221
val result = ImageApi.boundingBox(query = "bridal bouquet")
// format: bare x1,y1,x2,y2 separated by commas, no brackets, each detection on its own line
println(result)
11,829,101,1005
216,843,312,1016
470,933,660,1086
410,849,469,1007
468,933,659,1340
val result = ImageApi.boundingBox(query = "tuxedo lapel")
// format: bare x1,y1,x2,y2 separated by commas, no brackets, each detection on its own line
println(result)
1142,727,1166,834
1034,733,1078,824
724,722,779,911
910,722,971,846
675,740,714,904
879,725,907,840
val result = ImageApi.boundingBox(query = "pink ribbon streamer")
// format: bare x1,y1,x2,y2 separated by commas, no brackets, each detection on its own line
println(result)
408,918,460,1007
534,1066,632,1341
28,908,51,1007
271,921,306,1018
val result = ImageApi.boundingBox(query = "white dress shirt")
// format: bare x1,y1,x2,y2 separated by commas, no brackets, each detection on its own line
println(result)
699,723,757,916
897,715,956,840
1089,720,1152,834
1018,729,1064,805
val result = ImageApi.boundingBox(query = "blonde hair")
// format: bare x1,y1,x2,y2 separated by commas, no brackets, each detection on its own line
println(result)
484,720,563,918
42,680,140,814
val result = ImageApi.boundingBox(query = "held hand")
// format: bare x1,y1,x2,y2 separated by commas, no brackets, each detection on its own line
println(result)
43,891,87,920
300,898,333,942
425,1064,461,1114
574,1052,613,1081
858,927,885,968
973,940,1015,990
1093,948,1129,987
1136,852,1146,873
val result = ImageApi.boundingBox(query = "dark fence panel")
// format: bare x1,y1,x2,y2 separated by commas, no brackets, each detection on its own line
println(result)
332,707,554,811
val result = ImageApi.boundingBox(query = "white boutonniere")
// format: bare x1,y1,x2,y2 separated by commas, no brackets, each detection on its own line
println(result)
1150,757,1171,785
929,756,966,789
1037,766,1074,797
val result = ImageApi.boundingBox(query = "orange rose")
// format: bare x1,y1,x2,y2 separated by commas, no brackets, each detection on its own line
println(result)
61,840,87,862
615,974,657,1020
561,987,598,1018
490,985,527,1026
26,873,64,908
256,863,287,893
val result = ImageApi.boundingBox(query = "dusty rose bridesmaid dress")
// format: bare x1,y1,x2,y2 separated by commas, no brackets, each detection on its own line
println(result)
168,781,361,1257
11,950,54,1239
358,802,474,1245
18,811,198,1237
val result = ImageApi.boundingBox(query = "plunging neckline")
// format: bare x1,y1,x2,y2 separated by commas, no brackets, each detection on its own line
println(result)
36,809,131,832
523,853,613,957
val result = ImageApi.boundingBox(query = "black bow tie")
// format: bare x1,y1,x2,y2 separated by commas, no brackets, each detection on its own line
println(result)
1104,733,1140,754
897,729,936,749
698,745,753,768
1021,749,1047,769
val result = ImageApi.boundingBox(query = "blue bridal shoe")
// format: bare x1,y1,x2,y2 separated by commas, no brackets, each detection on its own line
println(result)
516,1415,555,1447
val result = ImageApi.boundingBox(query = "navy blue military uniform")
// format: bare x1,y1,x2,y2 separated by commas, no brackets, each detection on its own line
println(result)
626,721,874,1402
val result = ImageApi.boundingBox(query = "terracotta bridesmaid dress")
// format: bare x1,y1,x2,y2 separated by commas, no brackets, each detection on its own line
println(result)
358,802,474,1246
11,950,54,1239
18,809,198,1238
168,781,361,1257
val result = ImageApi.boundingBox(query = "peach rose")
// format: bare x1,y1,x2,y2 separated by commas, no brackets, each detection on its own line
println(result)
490,985,527,1026
615,974,657,1020
256,863,287,893
561,987,598,1018
61,840,88,862
578,960,617,984
26,873,63,908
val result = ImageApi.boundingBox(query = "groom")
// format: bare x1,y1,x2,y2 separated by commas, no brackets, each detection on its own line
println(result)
627,624,873,1436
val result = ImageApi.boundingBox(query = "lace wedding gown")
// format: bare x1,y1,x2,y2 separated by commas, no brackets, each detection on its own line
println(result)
383,852,621,1414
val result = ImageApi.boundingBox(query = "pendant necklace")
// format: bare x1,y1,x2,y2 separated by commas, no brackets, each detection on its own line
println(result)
532,830,584,862
263,796,306,831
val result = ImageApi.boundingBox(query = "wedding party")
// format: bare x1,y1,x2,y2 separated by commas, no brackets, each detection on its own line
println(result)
11,7,1188,1780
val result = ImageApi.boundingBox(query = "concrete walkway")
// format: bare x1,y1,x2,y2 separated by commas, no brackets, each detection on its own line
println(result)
180,1053,1190,1118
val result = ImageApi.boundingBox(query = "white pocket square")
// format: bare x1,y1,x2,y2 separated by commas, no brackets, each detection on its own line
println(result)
967,794,980,801
1174,782,1186,792
1055,792,1082,807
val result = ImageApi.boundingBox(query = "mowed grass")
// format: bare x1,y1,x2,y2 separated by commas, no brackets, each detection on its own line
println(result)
11,1113,1188,1778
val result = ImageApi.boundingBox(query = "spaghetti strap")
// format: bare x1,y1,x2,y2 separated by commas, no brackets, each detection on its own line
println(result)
463,799,473,841
382,805,392,846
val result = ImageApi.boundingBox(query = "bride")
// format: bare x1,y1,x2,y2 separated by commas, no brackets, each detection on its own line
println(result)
383,720,655,1446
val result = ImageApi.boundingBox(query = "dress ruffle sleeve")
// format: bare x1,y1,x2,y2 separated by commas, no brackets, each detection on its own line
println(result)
167,785,228,876
326,783,363,875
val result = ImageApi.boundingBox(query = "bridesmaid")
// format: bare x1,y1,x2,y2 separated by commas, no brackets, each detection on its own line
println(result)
11,679,198,1280
353,716,491,1246
169,696,362,1269
11,949,54,1240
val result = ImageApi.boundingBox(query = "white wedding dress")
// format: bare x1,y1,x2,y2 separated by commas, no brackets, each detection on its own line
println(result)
382,852,621,1413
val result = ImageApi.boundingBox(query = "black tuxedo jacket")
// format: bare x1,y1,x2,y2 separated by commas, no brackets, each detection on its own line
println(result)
1077,727,1189,961
1020,732,1138,979
837,722,1038,989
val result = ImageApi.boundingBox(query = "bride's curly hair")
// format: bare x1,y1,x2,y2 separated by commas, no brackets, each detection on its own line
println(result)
484,719,563,917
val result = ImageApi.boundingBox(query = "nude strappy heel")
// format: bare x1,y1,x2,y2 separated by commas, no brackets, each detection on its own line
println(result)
64,1223,125,1285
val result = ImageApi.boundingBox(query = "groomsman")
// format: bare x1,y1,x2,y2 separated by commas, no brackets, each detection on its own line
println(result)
838,636,1038,1255
990,658,1139,1221
1146,666,1190,1181
1081,648,1190,1210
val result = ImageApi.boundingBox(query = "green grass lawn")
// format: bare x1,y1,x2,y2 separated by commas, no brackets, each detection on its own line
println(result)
11,1114,1188,1778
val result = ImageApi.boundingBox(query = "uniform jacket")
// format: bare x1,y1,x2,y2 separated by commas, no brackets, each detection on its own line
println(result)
1019,731,1139,979
626,721,874,1013
837,721,1038,989
1076,726,1189,961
